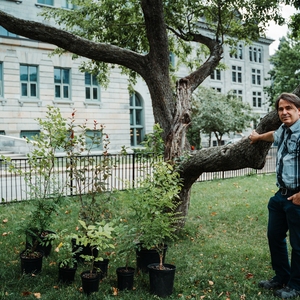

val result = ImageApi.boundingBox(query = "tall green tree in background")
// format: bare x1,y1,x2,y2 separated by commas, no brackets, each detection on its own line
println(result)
187,88,257,148
265,36,300,106
0,0,298,226
289,1,300,39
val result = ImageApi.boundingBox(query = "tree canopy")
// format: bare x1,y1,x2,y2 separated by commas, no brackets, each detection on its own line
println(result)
0,0,298,225
38,0,286,85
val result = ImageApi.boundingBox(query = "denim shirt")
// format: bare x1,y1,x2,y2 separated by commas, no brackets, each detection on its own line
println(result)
274,119,300,190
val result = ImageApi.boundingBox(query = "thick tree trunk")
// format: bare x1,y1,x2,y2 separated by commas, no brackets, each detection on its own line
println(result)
165,78,192,161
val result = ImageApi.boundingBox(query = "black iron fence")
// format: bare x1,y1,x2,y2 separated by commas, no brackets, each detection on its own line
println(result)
0,148,277,203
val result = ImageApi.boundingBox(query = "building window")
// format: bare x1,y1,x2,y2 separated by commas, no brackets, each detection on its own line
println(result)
130,93,144,147
54,68,70,100
252,91,262,108
212,87,222,93
249,47,262,63
213,140,225,146
0,131,5,135
238,44,243,60
37,0,54,5
232,89,243,101
85,73,100,101
61,0,77,9
20,130,40,140
85,130,103,150
230,44,243,60
0,63,3,97
232,66,242,83
258,49,262,63
169,52,175,67
20,65,38,98
0,26,18,38
211,69,221,80
252,69,261,85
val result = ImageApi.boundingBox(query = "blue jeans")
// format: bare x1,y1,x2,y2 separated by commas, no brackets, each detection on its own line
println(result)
268,191,300,290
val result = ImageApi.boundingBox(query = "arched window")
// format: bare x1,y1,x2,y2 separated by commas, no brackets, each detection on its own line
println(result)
130,93,144,146
238,44,243,59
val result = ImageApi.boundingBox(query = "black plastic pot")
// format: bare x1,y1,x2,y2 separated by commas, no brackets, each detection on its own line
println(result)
58,265,77,284
26,230,56,258
81,271,101,295
20,250,44,274
94,258,109,279
136,244,168,273
147,263,176,298
116,267,135,291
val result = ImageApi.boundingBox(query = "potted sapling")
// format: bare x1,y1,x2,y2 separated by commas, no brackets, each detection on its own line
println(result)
20,232,44,275
75,220,115,295
129,161,182,297
115,221,137,291
48,230,82,284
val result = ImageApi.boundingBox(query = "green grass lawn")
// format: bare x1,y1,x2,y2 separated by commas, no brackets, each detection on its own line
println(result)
0,174,280,299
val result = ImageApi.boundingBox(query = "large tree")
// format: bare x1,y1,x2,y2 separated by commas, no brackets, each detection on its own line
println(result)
0,0,298,226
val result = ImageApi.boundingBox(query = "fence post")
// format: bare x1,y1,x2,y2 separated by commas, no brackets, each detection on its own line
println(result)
70,156,74,196
132,152,135,188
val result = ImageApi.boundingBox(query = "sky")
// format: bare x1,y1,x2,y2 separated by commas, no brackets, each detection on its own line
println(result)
266,5,298,55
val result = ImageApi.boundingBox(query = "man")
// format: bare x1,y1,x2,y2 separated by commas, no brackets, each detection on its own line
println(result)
249,92,300,299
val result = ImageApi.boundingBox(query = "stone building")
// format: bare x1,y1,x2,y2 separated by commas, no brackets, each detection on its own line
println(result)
0,0,274,151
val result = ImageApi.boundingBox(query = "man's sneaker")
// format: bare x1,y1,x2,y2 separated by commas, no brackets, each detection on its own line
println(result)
258,279,284,290
274,286,300,299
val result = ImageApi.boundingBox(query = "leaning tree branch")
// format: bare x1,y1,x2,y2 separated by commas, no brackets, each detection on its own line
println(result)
0,10,147,75
180,83,300,190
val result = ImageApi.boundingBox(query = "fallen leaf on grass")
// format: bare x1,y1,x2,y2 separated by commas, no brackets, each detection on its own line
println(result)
34,293,41,299
2,218,8,223
112,287,118,296
246,273,254,279
22,291,32,296
208,280,214,286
